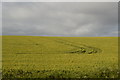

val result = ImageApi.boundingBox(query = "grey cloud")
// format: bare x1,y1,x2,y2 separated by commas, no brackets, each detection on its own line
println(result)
2,2,118,36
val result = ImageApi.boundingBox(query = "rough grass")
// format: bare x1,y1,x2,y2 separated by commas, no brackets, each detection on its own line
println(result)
2,68,119,78
2,36,118,78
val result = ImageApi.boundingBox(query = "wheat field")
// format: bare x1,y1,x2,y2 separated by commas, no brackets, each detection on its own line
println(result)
2,36,118,78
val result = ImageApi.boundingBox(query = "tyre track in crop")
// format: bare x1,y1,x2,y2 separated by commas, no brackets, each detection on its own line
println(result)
54,38,102,54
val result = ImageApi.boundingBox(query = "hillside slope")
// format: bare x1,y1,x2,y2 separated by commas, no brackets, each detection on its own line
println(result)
2,36,118,78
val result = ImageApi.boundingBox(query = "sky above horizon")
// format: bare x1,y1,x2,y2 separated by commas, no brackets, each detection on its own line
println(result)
2,2,118,37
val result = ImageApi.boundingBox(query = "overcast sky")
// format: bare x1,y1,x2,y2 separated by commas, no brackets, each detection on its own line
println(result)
2,2,118,37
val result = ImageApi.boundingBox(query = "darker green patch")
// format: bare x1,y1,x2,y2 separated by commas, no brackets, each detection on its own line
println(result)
2,68,119,78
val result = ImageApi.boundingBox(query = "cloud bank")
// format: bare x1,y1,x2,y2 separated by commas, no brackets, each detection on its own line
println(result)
2,2,118,37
